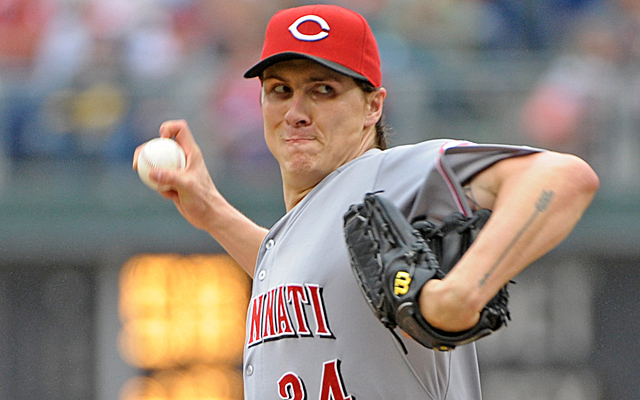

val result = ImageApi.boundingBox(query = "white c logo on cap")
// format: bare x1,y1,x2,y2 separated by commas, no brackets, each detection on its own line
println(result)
288,15,330,42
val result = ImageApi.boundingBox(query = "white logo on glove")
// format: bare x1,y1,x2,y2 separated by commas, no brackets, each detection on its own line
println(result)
288,15,330,42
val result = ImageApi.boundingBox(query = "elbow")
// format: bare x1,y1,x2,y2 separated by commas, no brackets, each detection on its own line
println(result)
565,154,600,197
543,152,600,202
584,166,600,198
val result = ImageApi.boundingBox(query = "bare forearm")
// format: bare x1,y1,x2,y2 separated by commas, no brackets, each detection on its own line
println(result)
465,153,598,297
421,152,599,331
201,193,268,278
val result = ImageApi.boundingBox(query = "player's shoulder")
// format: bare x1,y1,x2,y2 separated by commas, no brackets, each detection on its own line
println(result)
381,139,450,156
356,139,539,168
387,139,537,153
380,139,479,161
384,139,482,154
387,139,541,162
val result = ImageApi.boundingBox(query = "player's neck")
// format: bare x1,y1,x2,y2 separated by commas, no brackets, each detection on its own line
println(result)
282,185,315,212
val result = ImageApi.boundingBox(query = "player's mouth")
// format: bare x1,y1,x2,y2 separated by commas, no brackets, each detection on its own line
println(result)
284,136,316,144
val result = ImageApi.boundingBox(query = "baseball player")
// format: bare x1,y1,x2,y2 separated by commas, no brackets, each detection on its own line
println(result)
133,5,599,399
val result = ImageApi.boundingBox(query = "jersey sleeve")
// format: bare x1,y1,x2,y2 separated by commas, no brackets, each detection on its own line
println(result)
441,141,541,184
408,141,541,222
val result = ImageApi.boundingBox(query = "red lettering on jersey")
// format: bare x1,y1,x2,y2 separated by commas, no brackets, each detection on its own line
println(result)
319,360,354,400
276,285,295,336
278,372,307,400
263,287,279,340
307,284,334,338
248,283,334,348
287,284,311,336
247,294,264,347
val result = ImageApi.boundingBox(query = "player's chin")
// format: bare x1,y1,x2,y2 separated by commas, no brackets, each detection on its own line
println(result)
282,154,322,174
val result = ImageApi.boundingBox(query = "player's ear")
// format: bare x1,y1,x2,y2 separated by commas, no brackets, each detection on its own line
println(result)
364,87,386,128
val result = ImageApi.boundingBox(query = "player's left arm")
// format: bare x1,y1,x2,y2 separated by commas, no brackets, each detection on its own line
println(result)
420,151,599,332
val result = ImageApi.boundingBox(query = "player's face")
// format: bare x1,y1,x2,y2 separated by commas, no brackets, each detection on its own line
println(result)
261,59,384,193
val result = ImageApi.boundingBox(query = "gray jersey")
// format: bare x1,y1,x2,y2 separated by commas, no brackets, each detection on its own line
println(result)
243,140,538,400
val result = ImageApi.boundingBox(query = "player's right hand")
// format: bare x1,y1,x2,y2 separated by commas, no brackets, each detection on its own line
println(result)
137,119,222,233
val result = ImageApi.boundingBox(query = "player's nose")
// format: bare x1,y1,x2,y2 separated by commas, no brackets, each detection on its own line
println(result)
284,92,311,127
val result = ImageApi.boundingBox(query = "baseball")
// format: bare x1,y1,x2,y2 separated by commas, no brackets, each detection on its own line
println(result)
137,138,186,190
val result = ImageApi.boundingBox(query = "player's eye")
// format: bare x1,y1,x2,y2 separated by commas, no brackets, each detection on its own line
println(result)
315,84,333,95
273,84,290,94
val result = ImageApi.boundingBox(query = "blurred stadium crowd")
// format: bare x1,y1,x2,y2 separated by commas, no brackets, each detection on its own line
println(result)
2,0,640,193
2,2,640,399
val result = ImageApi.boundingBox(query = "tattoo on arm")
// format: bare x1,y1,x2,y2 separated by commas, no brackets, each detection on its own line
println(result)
478,190,555,288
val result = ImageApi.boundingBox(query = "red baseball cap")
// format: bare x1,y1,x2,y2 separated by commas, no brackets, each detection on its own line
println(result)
243,5,382,88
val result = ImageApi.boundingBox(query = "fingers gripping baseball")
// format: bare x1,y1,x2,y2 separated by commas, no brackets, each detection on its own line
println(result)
134,120,200,192
159,119,200,159
147,120,193,191
133,120,221,232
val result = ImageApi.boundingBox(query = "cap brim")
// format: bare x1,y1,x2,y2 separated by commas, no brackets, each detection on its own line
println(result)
244,52,371,84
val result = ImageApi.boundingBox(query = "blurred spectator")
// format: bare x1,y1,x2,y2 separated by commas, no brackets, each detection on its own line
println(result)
3,0,186,161
0,0,52,71
300,0,388,20
387,0,487,51
202,0,284,186
382,0,598,53
54,36,131,159
206,63,274,185
520,0,640,178
28,0,92,92
0,0,54,160
121,4,180,82
478,0,599,51
117,1,182,153
2,0,634,188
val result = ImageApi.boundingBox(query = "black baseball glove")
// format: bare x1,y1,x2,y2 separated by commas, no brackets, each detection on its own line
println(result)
343,192,510,351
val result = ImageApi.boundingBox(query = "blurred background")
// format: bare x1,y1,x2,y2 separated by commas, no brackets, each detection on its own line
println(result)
0,0,638,399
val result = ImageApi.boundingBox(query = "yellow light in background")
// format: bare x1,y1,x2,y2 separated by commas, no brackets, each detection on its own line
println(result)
118,254,250,400
119,319,172,370
120,365,244,400
119,255,172,321
120,376,167,400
